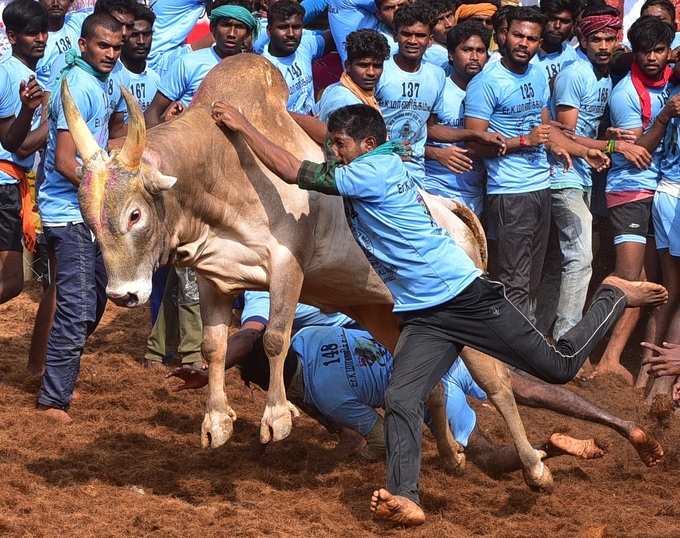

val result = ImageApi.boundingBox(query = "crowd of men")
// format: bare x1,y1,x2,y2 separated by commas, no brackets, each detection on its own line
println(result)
1,0,680,527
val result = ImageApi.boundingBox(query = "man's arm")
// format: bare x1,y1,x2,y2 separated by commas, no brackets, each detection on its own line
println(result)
108,111,127,140
636,93,680,152
290,111,327,145
212,101,303,183
0,77,45,153
428,114,506,152
55,130,82,187
144,91,175,128
465,115,550,157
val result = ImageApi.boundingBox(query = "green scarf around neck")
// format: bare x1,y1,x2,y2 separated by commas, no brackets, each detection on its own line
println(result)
354,141,412,162
49,49,110,111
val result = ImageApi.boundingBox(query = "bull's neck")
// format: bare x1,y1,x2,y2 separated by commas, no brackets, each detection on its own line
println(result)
145,107,254,256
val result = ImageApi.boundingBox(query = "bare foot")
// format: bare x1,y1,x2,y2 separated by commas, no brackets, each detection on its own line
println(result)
37,405,73,424
370,488,425,526
549,433,606,459
628,426,664,467
602,276,668,307
589,360,634,385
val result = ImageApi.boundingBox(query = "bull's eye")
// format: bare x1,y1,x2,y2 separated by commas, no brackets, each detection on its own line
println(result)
128,209,141,229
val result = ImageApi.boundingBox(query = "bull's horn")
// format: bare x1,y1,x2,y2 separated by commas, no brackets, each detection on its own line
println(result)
117,86,146,170
61,79,101,163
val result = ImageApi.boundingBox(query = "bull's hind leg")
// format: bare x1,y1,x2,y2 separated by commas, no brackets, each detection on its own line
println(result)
460,347,554,492
197,276,237,449
259,261,303,444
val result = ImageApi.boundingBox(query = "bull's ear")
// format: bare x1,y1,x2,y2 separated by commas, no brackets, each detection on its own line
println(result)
143,171,177,194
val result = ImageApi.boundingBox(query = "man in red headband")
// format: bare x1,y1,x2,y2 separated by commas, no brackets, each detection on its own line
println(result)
600,16,680,387
542,5,651,348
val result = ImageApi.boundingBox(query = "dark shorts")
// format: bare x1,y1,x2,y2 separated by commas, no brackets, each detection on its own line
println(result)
608,197,653,246
0,183,21,252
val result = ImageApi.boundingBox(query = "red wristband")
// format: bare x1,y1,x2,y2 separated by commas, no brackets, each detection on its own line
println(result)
519,135,528,147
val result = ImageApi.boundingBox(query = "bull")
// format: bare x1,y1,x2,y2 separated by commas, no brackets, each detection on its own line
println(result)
62,53,552,490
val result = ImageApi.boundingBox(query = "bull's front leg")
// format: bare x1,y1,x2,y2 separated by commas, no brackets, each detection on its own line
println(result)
260,261,304,444
197,276,237,448
460,347,554,492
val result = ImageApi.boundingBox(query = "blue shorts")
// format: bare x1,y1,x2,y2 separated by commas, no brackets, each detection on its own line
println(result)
653,191,680,257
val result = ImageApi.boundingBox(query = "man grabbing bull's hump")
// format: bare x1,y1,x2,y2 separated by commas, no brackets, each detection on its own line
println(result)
210,101,667,526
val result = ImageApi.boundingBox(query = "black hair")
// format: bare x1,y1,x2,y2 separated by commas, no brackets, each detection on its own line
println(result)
447,18,491,51
540,0,580,17
428,0,456,16
81,12,123,38
579,2,619,18
506,6,547,29
346,29,390,62
268,0,305,24
94,0,136,16
628,15,674,52
641,0,676,23
134,3,156,25
492,4,515,31
2,0,48,34
327,104,388,145
393,2,436,32
238,336,299,392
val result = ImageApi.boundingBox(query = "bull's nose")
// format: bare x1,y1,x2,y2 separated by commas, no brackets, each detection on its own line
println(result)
108,291,139,307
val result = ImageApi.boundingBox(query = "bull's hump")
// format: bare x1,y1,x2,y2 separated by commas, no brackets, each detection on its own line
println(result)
193,54,288,113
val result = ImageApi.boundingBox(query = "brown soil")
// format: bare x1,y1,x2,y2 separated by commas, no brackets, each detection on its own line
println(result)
1,284,679,538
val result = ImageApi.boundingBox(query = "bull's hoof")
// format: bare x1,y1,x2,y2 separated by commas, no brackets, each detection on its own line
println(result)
260,401,300,444
201,407,237,448
523,458,554,493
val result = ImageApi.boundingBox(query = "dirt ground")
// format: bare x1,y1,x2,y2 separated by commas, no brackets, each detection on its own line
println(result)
0,284,679,538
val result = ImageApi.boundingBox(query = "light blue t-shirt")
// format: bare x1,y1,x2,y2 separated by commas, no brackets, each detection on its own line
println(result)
607,72,668,193
424,77,485,203
531,41,579,89
295,326,392,435
377,23,398,56
148,0,205,74
0,56,43,185
48,55,125,118
39,66,112,223
314,81,361,122
36,10,88,87
465,60,551,194
114,63,162,121
376,57,446,183
301,0,328,23
157,46,221,107
659,84,680,183
551,49,610,189
241,290,355,333
252,17,270,54
295,326,484,444
440,359,486,447
327,0,378,63
333,153,481,311
423,43,450,73
262,32,326,114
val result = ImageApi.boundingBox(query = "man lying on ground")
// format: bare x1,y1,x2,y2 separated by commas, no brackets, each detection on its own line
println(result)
168,325,664,472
